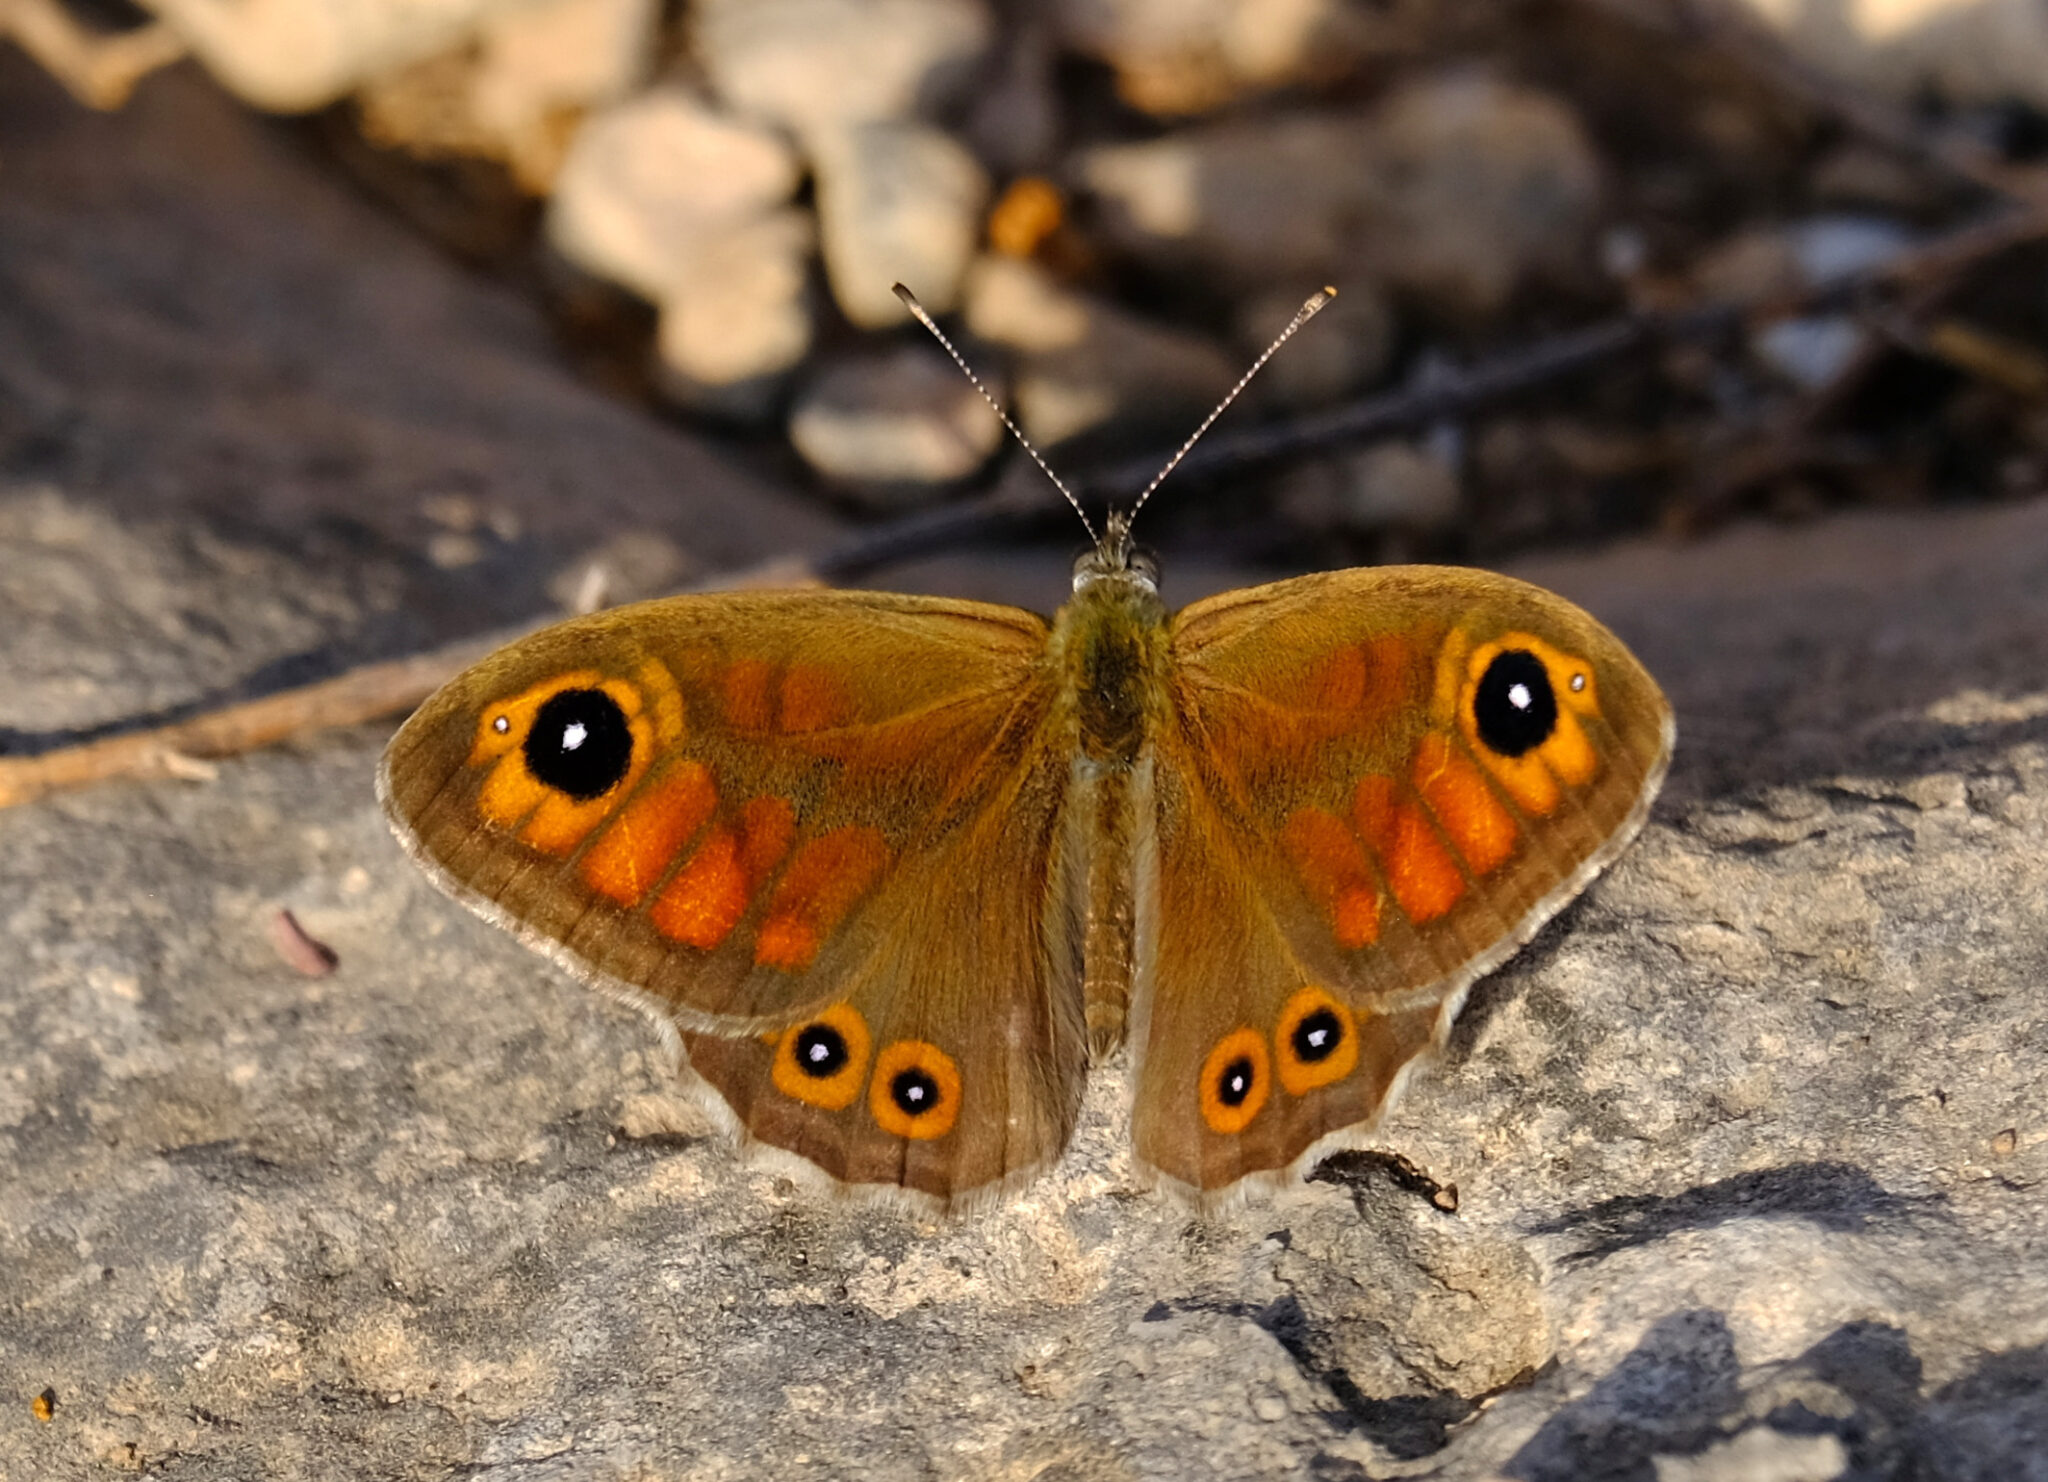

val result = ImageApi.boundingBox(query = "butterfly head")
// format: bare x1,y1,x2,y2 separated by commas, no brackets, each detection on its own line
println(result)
1073,509,1160,595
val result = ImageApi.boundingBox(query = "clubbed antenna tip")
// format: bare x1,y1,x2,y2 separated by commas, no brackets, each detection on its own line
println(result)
893,283,1097,545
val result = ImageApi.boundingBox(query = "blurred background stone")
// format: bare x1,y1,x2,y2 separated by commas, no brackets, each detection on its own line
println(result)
1733,0,2048,110
812,119,989,328
692,0,993,137
787,342,1005,501
546,87,802,305
1054,0,1379,116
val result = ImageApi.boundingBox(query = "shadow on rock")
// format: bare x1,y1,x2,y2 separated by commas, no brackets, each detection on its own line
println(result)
1527,1161,1939,1264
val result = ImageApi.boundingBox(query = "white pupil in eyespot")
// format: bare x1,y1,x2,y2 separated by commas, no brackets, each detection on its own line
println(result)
1307,1027,1327,1047
904,1083,925,1103
1571,673,1587,692
492,715,509,733
1507,682,1533,711
560,721,588,751
808,1043,830,1063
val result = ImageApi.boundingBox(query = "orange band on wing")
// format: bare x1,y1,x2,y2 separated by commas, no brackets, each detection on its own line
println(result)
754,826,890,971
1412,733,1518,876
579,760,717,907
1281,808,1382,949
1353,776,1465,923
649,795,796,950
721,659,775,732
778,665,853,732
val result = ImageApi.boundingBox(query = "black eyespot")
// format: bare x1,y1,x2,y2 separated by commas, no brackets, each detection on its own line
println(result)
1289,1008,1344,1065
1472,650,1557,758
889,1066,942,1119
522,687,634,800
792,1024,850,1080
1217,1056,1257,1108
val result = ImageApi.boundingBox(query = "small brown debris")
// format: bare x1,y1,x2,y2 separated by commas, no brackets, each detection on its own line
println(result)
987,175,1063,258
269,909,339,977
1993,1128,2019,1158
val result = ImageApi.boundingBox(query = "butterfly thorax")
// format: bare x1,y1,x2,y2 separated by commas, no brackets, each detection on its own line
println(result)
1057,534,1170,769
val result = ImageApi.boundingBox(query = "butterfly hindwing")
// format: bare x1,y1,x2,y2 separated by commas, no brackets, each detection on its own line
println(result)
1131,567,1673,1197
379,590,1088,1206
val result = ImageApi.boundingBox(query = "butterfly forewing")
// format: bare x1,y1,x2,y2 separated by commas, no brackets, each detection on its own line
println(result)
380,590,1089,1204
1132,568,1672,1196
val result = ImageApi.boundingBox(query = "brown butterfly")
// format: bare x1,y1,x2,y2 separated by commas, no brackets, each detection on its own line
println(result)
379,292,1673,1210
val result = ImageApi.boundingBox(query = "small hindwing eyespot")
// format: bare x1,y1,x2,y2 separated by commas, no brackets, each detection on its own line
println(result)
524,687,636,800
1199,1028,1271,1135
1274,986,1360,1097
771,1002,872,1111
869,1040,961,1139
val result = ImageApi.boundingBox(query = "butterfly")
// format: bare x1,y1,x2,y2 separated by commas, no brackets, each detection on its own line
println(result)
378,292,1673,1211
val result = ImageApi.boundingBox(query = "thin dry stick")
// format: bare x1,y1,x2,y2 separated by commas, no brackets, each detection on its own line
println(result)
7,207,2045,810
0,632,512,808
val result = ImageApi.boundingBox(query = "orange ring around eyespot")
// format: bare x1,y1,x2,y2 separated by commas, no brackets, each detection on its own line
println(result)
771,1003,872,1111
1274,986,1360,1097
869,1039,961,1140
1198,1028,1271,1136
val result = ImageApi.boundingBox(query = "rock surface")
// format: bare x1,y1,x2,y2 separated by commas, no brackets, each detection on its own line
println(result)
9,50,2048,1482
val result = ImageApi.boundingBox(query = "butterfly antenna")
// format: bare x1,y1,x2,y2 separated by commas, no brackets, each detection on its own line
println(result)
1127,285,1338,526
893,283,1099,546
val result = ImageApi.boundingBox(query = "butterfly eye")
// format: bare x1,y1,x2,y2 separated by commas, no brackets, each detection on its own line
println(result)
869,1040,961,1139
1471,649,1557,758
771,1003,871,1110
1198,1028,1271,1135
1275,987,1361,1096
523,687,635,799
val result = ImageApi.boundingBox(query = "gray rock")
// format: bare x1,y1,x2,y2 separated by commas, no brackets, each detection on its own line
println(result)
812,120,989,329
11,489,2048,1477
787,343,1004,501
693,0,993,138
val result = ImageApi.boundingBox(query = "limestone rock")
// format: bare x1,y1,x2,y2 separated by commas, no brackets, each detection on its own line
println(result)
692,0,993,137
812,120,990,329
787,343,1004,501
